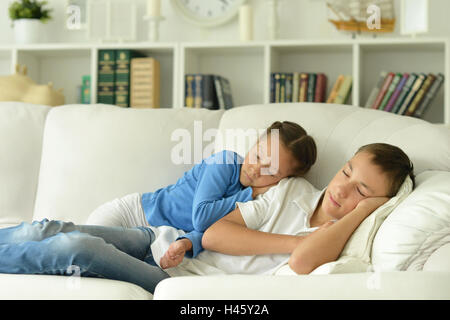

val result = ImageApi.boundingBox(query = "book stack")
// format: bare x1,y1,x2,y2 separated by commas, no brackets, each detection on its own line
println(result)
185,74,234,110
130,57,160,108
270,72,328,103
326,75,353,104
97,49,160,108
365,71,444,118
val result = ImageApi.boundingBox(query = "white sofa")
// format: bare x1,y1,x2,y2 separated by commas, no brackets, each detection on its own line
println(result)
0,101,449,300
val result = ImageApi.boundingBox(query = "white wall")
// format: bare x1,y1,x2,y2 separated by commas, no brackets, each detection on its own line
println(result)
0,0,449,44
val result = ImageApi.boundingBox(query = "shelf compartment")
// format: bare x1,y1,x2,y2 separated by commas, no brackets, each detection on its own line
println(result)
0,49,13,76
269,43,354,105
16,47,92,105
359,41,446,124
182,44,265,108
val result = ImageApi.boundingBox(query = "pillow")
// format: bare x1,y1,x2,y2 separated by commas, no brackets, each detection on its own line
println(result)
309,175,413,275
423,243,450,272
371,170,450,271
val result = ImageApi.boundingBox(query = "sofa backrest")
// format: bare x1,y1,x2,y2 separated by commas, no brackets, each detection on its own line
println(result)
0,102,50,227
215,103,450,190
32,104,224,224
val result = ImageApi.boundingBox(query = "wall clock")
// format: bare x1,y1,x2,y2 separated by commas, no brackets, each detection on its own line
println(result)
171,0,247,27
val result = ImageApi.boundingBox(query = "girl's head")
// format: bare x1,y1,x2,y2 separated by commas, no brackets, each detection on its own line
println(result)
322,143,415,220
239,121,317,188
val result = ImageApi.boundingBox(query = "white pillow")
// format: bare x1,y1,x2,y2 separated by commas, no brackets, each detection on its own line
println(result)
372,170,450,271
310,175,413,275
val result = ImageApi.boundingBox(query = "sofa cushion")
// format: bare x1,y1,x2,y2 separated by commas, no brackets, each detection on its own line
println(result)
215,103,450,189
0,102,50,227
33,104,224,224
0,274,152,299
372,170,450,271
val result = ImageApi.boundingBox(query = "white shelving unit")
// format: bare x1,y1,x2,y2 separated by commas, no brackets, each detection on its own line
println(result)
0,38,448,124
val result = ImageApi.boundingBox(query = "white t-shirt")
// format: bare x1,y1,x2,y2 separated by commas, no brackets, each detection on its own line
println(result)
149,177,325,277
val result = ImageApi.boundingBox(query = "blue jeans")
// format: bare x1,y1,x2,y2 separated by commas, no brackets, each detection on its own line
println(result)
0,219,169,294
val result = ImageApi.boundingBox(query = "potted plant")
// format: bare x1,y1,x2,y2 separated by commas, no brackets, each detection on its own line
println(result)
9,0,52,44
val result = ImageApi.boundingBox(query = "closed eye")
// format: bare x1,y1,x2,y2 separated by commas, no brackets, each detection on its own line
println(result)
342,170,349,177
357,187,366,197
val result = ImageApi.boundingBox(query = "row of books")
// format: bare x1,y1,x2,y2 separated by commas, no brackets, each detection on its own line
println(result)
185,74,234,109
270,73,353,105
365,71,444,118
97,49,160,108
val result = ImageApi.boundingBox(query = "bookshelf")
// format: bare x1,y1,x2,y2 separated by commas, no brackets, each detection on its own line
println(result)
0,38,448,124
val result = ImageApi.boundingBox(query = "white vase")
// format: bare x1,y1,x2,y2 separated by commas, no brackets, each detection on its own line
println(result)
13,19,43,44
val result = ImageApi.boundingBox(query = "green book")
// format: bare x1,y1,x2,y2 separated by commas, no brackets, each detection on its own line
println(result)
307,73,316,102
97,50,116,105
333,75,352,104
81,75,91,104
379,73,402,110
114,50,144,108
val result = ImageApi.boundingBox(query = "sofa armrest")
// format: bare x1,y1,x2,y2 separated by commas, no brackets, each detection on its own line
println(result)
153,272,450,300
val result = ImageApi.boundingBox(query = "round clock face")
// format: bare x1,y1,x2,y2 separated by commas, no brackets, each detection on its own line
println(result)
171,0,247,27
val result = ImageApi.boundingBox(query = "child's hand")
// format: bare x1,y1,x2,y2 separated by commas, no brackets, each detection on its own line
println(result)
159,238,192,269
356,196,390,214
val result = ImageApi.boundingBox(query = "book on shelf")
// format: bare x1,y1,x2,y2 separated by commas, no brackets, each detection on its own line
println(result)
314,73,327,103
378,73,402,111
326,75,344,103
391,73,418,114
299,73,308,102
130,57,160,108
184,74,233,110
384,73,409,112
396,73,426,115
413,73,444,118
365,71,444,118
81,75,91,104
270,72,327,104
404,73,436,116
97,50,116,105
333,75,352,104
115,50,145,108
364,71,387,108
371,72,395,109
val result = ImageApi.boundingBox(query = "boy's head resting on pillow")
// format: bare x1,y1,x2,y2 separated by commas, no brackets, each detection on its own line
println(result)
320,143,415,221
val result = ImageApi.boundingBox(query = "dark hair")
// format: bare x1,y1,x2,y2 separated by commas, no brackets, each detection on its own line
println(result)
265,121,317,177
356,143,415,197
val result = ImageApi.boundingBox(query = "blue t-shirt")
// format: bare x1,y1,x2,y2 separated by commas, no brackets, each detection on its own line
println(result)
141,150,253,257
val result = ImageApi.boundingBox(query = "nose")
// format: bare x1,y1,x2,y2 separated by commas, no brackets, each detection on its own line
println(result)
335,183,349,198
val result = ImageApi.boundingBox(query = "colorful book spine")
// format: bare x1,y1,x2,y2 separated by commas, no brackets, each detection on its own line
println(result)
333,75,352,104
396,73,426,115
371,72,394,109
285,73,293,102
97,50,116,105
365,71,387,108
405,73,436,116
130,57,160,108
292,72,300,103
378,73,402,110
81,75,91,104
274,73,281,103
115,50,143,108
194,74,203,108
384,73,409,112
314,73,327,103
299,73,308,102
280,73,286,103
219,76,234,109
326,75,344,103
391,73,418,114
202,74,219,109
413,73,444,118
185,74,195,107
307,73,316,102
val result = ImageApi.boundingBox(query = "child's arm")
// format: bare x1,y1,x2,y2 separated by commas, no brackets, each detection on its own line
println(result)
288,196,389,274
202,207,304,256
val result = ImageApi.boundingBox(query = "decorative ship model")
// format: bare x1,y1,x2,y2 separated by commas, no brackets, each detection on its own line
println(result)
327,0,395,33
